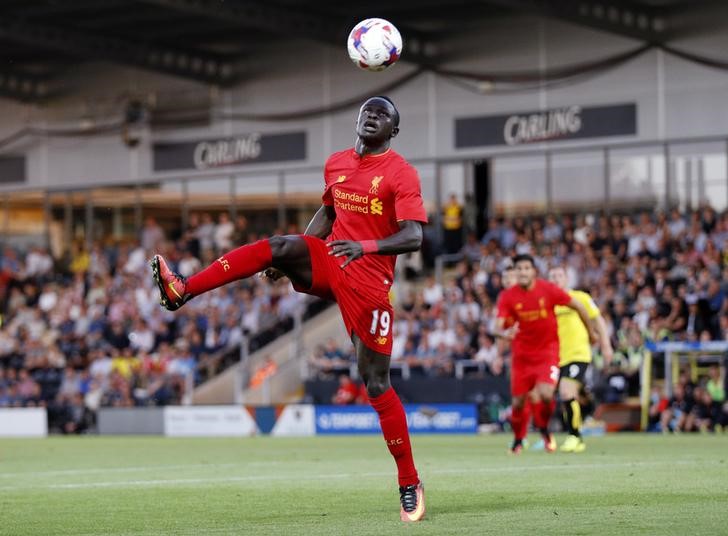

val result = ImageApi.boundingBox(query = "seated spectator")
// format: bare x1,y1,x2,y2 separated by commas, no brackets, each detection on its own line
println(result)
604,362,629,403
473,334,504,376
177,249,202,278
706,365,725,406
647,385,668,432
422,275,443,306
332,375,366,405
214,212,235,254
460,232,482,263
660,383,693,433
308,340,352,379
687,387,716,433
407,336,437,377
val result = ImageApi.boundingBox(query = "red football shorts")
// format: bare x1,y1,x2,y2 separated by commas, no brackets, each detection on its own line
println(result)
292,235,394,356
510,354,560,397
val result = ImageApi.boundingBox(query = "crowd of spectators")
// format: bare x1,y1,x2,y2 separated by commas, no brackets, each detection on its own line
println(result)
3,203,728,433
310,206,728,428
0,213,307,432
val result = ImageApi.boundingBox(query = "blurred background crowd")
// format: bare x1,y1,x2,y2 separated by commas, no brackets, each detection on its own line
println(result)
0,213,307,432
310,205,728,430
1,205,727,432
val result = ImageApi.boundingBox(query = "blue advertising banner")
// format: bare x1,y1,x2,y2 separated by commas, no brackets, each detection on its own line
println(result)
315,404,477,435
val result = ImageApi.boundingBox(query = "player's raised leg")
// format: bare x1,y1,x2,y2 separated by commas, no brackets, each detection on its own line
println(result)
151,235,313,311
354,334,424,522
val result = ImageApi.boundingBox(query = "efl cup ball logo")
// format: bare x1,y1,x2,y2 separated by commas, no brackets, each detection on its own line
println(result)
347,18,403,72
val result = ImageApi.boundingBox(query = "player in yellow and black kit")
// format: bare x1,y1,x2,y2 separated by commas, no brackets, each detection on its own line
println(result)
548,266,613,452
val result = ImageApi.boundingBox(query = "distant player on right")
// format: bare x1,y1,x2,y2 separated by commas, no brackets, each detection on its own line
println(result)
496,255,596,455
548,266,614,452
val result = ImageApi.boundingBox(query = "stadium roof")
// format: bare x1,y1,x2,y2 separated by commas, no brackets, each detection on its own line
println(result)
0,0,714,102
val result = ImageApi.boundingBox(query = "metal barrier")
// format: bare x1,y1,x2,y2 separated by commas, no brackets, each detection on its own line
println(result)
434,252,464,286
346,361,411,380
455,359,488,379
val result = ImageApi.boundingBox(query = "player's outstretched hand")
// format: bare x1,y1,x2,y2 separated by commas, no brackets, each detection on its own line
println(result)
261,268,286,281
502,322,519,340
327,240,364,268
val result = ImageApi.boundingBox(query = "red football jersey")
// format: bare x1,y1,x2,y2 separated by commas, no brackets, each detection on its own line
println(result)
322,148,427,290
496,279,571,359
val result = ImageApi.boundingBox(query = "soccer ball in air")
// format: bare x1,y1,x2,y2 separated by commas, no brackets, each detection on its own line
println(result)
347,18,402,72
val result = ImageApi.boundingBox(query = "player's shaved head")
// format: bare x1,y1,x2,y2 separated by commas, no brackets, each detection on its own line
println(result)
362,96,400,127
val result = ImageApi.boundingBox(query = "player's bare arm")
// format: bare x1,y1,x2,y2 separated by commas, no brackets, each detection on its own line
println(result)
305,204,337,238
567,298,598,343
593,314,614,365
327,220,422,268
493,317,519,341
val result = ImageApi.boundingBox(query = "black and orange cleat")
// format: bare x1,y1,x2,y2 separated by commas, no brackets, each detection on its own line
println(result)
399,481,425,522
509,438,524,456
150,255,191,311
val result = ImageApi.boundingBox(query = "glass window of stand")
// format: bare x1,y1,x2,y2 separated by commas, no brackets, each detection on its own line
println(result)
492,154,548,216
550,151,606,213
668,142,727,212
608,146,666,211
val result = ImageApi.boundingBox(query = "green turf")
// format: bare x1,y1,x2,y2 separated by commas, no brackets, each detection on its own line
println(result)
1,434,727,535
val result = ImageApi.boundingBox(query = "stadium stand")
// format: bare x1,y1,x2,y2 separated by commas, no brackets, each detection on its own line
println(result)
0,216,315,432
2,204,727,432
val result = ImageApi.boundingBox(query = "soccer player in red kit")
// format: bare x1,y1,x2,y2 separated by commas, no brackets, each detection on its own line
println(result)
151,96,426,522
495,254,596,454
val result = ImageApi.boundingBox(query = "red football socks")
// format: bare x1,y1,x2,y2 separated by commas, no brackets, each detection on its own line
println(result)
511,402,530,441
532,399,556,433
369,387,419,487
186,240,273,296
531,400,545,430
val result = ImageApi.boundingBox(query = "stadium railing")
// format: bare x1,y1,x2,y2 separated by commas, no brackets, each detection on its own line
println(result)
434,253,464,286
455,360,488,379
347,362,412,380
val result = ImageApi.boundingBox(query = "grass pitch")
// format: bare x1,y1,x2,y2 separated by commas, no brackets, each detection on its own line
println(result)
1,434,727,535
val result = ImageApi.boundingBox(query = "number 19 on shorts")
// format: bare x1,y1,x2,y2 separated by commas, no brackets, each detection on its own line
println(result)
370,309,391,336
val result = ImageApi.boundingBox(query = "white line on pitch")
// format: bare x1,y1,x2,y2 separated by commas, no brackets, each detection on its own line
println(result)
0,459,720,492
0,463,243,479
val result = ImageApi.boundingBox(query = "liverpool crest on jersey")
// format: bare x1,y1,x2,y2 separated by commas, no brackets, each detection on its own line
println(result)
369,176,383,194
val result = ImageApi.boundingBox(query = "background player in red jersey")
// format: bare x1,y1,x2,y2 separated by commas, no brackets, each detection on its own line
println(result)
495,254,596,454
150,96,427,522
498,265,551,447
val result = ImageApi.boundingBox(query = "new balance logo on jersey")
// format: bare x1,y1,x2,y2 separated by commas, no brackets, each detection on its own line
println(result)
370,197,383,215
337,175,347,183
369,175,383,194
